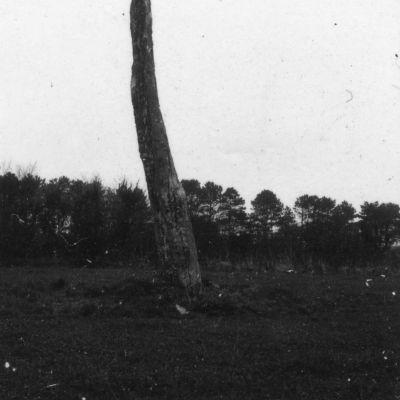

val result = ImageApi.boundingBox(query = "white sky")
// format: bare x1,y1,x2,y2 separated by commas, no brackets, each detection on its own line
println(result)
1,0,400,209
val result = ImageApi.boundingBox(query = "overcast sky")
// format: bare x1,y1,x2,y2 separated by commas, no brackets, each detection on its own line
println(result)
1,0,400,208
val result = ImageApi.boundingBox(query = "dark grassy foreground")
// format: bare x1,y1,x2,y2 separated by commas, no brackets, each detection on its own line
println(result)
1,267,400,399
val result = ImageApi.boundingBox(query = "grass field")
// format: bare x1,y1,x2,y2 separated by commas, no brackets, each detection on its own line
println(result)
0,266,400,399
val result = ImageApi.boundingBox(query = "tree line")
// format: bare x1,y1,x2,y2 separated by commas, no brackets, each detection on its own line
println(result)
182,180,400,271
0,172,153,267
0,171,399,271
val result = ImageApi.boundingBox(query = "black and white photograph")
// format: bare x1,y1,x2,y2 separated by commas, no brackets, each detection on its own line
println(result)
1,0,400,398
